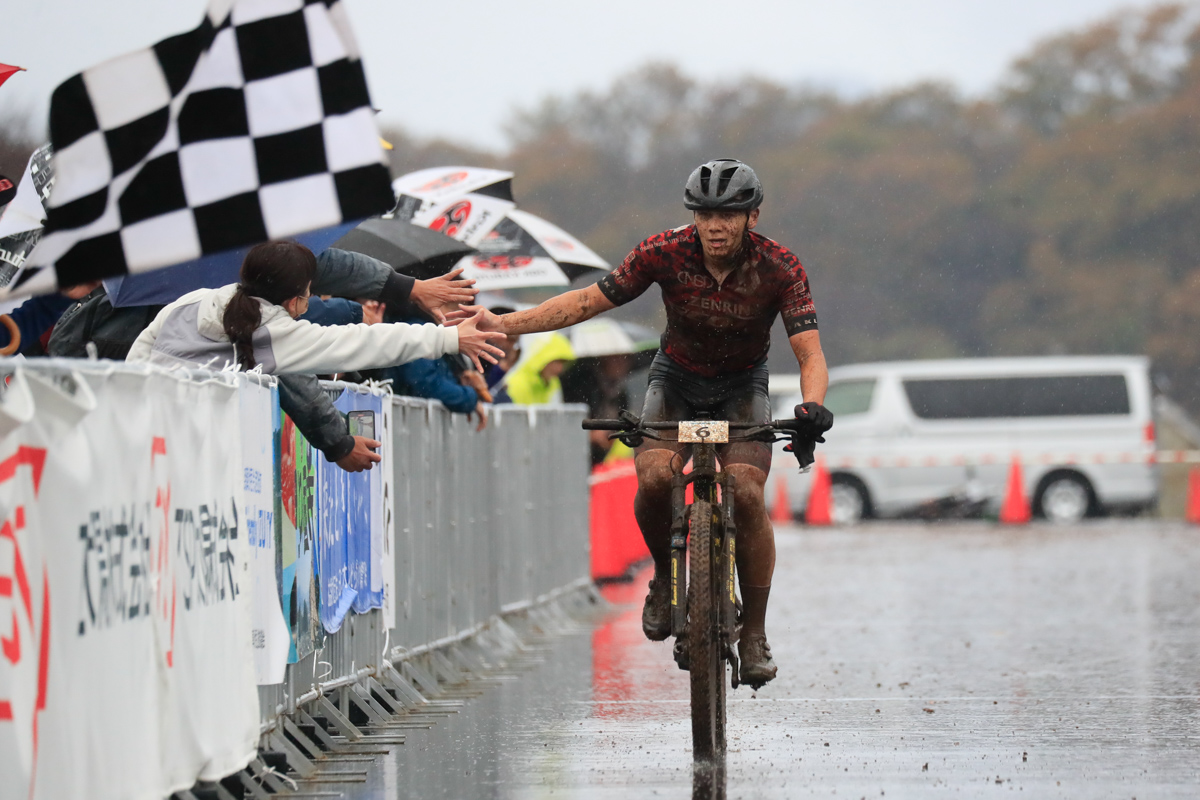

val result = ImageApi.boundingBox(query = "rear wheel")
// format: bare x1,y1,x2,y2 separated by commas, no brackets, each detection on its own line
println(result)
687,499,726,761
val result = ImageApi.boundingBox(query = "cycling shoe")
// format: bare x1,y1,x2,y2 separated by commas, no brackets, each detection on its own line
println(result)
738,633,777,688
641,576,672,641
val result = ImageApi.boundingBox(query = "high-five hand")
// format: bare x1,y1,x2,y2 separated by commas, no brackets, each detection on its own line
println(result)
443,304,502,331
410,268,479,323
455,310,507,371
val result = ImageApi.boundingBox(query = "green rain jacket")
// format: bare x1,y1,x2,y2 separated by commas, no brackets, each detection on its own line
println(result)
506,333,576,405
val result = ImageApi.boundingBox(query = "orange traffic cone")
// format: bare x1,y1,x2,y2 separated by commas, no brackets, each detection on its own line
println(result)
1186,467,1200,525
999,455,1032,525
770,474,792,524
805,457,833,526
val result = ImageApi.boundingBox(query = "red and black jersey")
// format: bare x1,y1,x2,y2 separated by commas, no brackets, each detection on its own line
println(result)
596,225,817,377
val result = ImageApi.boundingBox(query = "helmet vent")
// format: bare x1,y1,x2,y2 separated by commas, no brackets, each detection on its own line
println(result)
699,166,712,194
717,166,738,195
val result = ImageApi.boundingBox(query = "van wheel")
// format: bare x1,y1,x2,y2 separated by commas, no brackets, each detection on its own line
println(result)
1034,471,1094,523
830,475,872,525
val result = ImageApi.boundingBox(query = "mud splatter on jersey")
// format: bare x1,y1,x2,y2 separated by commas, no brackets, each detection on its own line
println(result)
597,225,817,377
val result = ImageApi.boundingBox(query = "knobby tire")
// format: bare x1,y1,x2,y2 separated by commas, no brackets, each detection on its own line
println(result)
688,499,726,760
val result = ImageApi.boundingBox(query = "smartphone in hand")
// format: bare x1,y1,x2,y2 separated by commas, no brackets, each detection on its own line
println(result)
348,410,376,445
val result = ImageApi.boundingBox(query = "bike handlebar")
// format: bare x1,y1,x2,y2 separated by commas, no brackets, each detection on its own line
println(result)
582,418,808,432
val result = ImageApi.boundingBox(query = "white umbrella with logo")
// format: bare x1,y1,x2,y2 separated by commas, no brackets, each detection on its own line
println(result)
389,166,514,222
391,167,610,291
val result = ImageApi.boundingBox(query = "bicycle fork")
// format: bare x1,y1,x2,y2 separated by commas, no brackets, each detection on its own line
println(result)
669,464,742,686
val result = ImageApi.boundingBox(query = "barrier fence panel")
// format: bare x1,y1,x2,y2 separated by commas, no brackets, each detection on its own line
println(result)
0,360,590,800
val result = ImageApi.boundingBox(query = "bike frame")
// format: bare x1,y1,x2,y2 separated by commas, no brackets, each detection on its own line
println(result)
668,422,741,680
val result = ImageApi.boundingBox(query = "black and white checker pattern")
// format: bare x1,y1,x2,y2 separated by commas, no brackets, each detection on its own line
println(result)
22,0,392,294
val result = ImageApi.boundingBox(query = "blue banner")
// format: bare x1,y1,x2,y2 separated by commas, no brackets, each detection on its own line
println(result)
315,389,385,633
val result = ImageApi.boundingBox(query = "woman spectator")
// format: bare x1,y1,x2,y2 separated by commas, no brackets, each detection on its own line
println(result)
126,240,504,375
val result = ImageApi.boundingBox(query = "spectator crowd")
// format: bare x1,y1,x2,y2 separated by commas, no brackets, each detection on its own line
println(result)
1,240,642,473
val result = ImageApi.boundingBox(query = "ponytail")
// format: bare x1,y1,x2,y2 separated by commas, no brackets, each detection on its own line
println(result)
222,286,263,370
223,240,318,371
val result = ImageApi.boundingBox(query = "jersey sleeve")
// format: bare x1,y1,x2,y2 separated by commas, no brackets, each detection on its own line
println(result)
779,257,818,336
596,244,657,307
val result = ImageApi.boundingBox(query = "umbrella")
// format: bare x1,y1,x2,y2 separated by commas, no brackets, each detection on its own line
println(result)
0,175,15,208
390,166,514,222
391,166,609,291
0,144,54,290
451,208,609,291
330,216,476,280
0,64,24,91
569,319,659,358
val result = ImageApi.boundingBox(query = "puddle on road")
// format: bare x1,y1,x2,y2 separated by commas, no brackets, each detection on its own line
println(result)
341,522,1200,799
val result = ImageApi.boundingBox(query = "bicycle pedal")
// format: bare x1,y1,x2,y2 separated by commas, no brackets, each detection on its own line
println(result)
673,639,690,671
729,653,741,689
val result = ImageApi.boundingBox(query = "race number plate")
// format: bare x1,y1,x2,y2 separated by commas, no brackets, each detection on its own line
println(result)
678,420,729,444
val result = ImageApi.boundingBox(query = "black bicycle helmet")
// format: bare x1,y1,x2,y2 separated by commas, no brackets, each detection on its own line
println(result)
683,159,763,211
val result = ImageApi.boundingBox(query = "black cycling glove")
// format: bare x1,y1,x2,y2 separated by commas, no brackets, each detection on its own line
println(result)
783,402,835,469
795,402,834,439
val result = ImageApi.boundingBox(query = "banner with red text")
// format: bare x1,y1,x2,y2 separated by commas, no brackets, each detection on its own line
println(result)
0,364,258,800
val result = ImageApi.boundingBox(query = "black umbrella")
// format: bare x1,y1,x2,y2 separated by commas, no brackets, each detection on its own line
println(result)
332,217,477,280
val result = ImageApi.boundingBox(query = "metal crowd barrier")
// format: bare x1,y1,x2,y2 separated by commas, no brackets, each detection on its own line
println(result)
257,394,591,733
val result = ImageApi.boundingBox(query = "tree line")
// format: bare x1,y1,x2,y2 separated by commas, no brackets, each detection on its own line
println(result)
385,3,1200,411
2,4,1197,410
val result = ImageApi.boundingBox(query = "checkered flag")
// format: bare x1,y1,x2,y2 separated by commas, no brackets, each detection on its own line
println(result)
19,0,393,295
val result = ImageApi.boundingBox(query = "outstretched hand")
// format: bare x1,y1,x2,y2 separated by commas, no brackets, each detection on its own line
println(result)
455,310,507,372
443,304,502,332
410,268,478,323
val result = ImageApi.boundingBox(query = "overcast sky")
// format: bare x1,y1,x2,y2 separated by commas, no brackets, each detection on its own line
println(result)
2,0,1169,150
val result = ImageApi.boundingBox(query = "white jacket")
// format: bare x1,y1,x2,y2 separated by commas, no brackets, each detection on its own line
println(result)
126,284,459,373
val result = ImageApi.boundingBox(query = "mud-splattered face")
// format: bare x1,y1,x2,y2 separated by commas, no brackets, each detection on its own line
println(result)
693,208,760,262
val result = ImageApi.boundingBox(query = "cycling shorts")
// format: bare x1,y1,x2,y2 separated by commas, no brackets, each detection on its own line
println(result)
636,352,773,473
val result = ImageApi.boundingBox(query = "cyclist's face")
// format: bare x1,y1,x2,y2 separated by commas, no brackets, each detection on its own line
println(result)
694,208,759,260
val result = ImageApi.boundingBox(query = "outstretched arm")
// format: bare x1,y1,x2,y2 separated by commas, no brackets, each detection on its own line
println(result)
446,283,616,335
789,330,828,404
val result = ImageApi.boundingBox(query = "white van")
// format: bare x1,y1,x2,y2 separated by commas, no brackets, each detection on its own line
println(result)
771,356,1158,523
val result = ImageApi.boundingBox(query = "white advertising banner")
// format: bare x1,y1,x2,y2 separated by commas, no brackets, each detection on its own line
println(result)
240,379,289,686
0,364,258,800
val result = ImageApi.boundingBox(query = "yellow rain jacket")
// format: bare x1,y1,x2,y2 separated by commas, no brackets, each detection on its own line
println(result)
506,334,576,405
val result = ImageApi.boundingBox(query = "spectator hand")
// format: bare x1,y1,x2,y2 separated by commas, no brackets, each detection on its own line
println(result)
443,304,501,332
470,401,488,432
410,268,478,323
459,369,493,402
335,436,382,473
454,310,506,372
359,300,385,325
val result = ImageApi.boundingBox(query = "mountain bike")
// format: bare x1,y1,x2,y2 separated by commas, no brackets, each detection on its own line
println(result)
582,410,821,761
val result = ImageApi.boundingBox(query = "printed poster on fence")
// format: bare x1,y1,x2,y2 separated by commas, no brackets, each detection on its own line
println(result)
316,389,387,633
0,366,258,800
241,380,289,685
278,412,318,663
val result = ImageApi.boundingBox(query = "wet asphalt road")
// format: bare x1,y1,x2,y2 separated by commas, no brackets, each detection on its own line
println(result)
346,521,1200,799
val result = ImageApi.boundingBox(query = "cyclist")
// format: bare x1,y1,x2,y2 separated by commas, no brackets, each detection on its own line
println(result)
447,159,833,686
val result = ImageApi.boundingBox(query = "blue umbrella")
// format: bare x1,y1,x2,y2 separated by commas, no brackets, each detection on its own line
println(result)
104,222,358,308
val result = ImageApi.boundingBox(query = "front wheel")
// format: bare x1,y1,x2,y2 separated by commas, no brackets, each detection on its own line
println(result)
687,499,726,761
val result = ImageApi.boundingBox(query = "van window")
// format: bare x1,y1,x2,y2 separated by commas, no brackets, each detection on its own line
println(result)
823,380,876,416
902,375,1130,419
